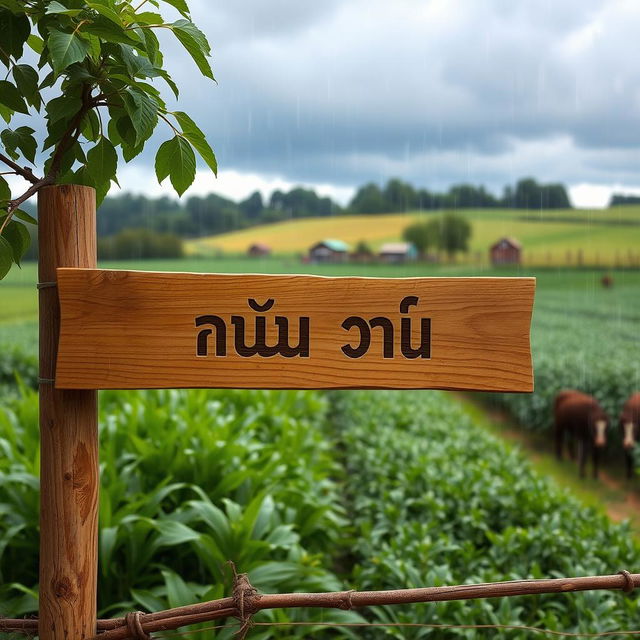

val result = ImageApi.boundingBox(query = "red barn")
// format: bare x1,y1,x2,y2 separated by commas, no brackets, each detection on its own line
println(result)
490,237,521,265
247,242,271,257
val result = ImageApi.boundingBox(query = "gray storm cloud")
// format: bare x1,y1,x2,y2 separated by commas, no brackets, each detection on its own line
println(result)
6,0,638,206
119,0,640,193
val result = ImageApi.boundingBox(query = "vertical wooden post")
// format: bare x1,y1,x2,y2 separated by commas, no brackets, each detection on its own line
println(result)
38,185,99,640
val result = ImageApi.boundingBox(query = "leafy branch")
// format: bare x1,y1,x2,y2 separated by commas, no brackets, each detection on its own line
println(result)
0,0,217,279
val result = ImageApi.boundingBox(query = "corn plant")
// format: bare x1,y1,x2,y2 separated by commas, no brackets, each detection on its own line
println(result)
0,387,363,637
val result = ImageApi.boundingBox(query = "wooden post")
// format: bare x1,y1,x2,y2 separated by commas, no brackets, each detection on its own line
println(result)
38,185,99,640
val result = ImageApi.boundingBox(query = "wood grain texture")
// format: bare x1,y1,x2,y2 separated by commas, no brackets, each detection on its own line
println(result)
56,269,534,392
39,186,98,640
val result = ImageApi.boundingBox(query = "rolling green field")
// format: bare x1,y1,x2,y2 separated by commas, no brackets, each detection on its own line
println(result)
186,206,640,266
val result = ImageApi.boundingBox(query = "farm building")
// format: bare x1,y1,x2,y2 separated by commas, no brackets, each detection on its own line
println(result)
247,242,271,257
490,237,522,265
379,242,418,264
308,239,350,263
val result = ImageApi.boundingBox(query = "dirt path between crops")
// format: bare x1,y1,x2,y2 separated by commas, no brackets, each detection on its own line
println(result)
453,393,640,535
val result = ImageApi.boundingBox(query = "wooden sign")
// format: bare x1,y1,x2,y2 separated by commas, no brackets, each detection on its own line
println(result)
55,268,535,391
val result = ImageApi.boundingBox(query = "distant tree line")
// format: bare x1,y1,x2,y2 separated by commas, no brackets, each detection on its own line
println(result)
99,229,184,260
94,176,571,239
96,187,341,240
350,177,571,213
609,194,640,206
21,177,575,260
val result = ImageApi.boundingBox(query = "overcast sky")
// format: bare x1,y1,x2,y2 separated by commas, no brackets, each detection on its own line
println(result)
45,1,640,206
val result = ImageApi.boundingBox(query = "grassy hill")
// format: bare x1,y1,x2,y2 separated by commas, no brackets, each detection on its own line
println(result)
186,206,640,266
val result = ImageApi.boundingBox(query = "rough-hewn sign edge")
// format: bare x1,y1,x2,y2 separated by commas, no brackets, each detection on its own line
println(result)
56,269,535,392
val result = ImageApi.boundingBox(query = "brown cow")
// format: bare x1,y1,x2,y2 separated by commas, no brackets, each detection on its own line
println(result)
554,390,609,479
620,393,640,479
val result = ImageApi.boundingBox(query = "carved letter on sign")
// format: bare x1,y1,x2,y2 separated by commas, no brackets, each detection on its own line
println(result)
55,269,535,392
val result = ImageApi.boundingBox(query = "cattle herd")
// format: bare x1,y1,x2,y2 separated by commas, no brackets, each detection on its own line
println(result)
554,391,640,479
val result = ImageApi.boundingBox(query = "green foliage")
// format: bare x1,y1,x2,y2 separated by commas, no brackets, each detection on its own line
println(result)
430,212,472,258
0,346,37,394
348,177,567,214
0,387,363,635
0,0,217,279
98,227,184,259
87,186,344,242
332,390,640,638
610,194,640,206
354,239,373,255
507,177,571,209
493,279,640,456
402,220,436,256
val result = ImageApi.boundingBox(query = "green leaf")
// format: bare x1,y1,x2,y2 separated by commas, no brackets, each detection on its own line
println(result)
0,176,9,204
0,128,19,160
0,104,12,124
46,1,83,16
47,29,91,75
174,111,217,175
161,569,197,608
46,94,82,126
99,527,117,575
13,209,37,225
84,17,140,46
121,141,144,162
134,12,164,25
155,136,196,196
113,115,137,148
161,0,190,18
157,68,178,99
0,235,12,279
86,136,117,187
12,65,41,110
45,138,85,177
130,589,164,613
27,34,44,54
0,81,28,114
153,520,200,548
86,0,122,26
81,109,101,141
139,27,160,66
122,87,158,146
0,9,30,61
73,164,109,206
1,127,37,163
119,44,157,78
85,33,102,61
170,20,214,80
248,562,301,590
2,220,30,266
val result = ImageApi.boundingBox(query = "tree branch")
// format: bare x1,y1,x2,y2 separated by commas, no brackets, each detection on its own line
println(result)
0,152,40,184
0,176,53,235
0,85,96,238
48,84,95,179
21,570,638,640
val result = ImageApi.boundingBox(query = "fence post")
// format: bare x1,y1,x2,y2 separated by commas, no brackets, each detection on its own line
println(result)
38,184,99,640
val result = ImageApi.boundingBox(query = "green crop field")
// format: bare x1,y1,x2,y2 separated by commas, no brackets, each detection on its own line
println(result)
2,257,640,636
186,205,640,266
1,385,638,636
